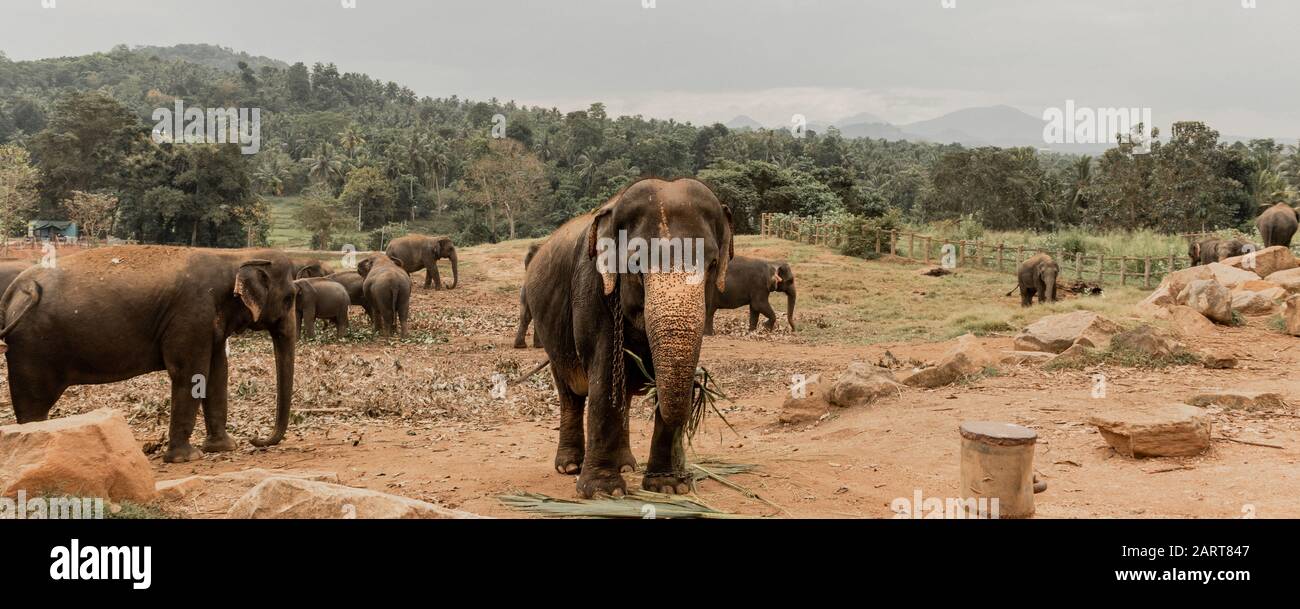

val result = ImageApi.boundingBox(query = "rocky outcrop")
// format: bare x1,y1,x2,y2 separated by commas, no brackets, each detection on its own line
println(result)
1109,325,1186,358
1089,405,1212,458
1220,245,1298,279
1186,391,1287,412
226,477,480,519
1013,311,1121,353
0,409,155,502
1178,279,1233,324
1169,306,1216,336
902,334,999,388
779,373,829,425
827,364,902,407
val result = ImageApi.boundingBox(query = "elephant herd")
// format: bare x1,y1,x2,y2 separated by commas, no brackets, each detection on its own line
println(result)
0,234,458,463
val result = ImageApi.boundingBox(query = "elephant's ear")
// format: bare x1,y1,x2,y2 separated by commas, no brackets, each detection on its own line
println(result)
235,260,274,322
586,203,619,295
356,257,374,278
388,255,405,269
715,204,734,293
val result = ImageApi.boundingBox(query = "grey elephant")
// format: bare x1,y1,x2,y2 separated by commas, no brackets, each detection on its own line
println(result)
326,270,370,319
1257,203,1299,248
0,246,297,463
513,242,543,349
294,277,350,339
705,256,796,334
1188,238,1249,266
385,234,459,290
1016,253,1059,307
0,259,33,297
357,254,411,338
292,259,333,279
525,178,733,498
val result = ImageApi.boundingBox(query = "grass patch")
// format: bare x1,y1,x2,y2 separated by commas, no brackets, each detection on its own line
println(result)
1044,345,1204,371
108,500,176,520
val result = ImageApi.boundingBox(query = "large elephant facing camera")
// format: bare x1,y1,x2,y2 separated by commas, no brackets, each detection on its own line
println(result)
525,178,733,498
1016,253,1058,307
0,246,297,463
1257,203,1299,248
385,234,459,290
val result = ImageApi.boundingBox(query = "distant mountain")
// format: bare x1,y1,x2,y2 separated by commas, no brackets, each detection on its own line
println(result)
833,111,887,127
901,105,1043,148
133,43,289,73
724,115,765,130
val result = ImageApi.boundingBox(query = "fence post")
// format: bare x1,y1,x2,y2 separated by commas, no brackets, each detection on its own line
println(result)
1120,256,1127,286
908,233,915,261
1016,246,1023,266
1074,252,1083,281
997,244,1004,271
890,230,897,256
1168,253,1175,278
924,237,932,265
1143,257,1151,289
875,229,882,255
1097,254,1105,284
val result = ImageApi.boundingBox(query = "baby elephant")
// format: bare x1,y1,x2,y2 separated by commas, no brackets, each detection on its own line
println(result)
705,256,796,335
1188,238,1248,266
1016,253,1059,307
294,278,351,339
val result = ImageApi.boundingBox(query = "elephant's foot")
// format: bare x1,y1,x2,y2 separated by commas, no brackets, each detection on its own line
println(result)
163,443,204,463
642,472,692,495
202,432,238,453
513,337,528,349
576,468,626,498
554,446,584,475
615,447,638,474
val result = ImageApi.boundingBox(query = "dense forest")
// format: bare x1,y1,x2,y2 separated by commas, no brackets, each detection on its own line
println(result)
0,44,1296,250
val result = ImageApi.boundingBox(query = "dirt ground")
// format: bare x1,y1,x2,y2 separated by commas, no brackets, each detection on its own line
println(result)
3,238,1299,518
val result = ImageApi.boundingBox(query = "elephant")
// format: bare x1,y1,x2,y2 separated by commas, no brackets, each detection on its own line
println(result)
704,256,796,335
357,254,411,338
1257,203,1300,248
524,177,733,498
294,277,350,339
513,242,544,349
0,259,33,297
0,246,297,463
1188,238,1220,266
1016,253,1059,307
326,270,370,318
292,259,333,279
385,234,459,290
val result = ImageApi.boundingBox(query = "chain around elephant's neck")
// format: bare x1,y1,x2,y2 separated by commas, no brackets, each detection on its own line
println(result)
608,282,626,421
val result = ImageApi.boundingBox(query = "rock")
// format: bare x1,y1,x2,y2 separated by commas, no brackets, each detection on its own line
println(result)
1159,265,1215,300
1285,295,1300,336
1169,306,1217,336
1221,245,1297,279
0,408,156,502
1199,349,1237,369
1239,280,1282,292
1089,405,1211,458
1109,325,1186,358
827,364,902,408
1049,342,1095,365
779,374,829,424
1178,279,1233,324
226,477,481,519
156,468,340,502
1230,289,1282,316
1135,286,1174,319
999,350,1057,366
902,334,999,388
1207,262,1267,288
1186,391,1287,412
1264,267,1300,294
1013,311,1122,354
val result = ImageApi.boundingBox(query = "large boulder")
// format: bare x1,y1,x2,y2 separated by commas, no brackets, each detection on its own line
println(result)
1207,262,1266,288
1089,405,1211,458
827,364,902,407
1013,311,1122,354
1230,288,1283,316
902,334,999,388
0,409,156,502
1169,306,1217,337
1109,325,1186,358
1264,267,1300,294
999,350,1057,366
1159,265,1215,300
226,477,480,519
779,373,829,424
1221,245,1297,279
1178,279,1233,324
1135,286,1174,319
1186,391,1287,412
1285,295,1300,336
156,469,340,503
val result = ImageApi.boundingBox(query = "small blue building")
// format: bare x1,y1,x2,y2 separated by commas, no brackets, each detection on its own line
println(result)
27,220,78,241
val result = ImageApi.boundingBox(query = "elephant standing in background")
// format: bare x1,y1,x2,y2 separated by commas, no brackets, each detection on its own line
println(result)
326,271,370,319
0,259,33,297
0,246,297,463
1257,203,1299,248
705,256,796,335
1016,253,1059,307
294,278,351,339
513,242,543,349
293,259,333,279
1188,238,1250,266
385,234,459,290
525,178,733,498
358,254,411,338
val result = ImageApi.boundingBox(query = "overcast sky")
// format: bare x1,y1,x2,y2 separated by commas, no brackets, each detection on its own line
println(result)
2,0,1297,137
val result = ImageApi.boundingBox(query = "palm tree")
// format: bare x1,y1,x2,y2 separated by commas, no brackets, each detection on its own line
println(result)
339,124,367,160
304,143,344,192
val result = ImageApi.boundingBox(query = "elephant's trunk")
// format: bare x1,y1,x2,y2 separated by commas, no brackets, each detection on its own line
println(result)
785,285,797,331
643,272,706,428
1043,271,1058,302
448,249,459,289
251,315,296,447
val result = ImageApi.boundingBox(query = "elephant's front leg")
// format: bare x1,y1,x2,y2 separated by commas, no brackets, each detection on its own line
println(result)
575,360,631,498
551,367,586,474
201,339,238,453
427,261,442,290
642,407,691,494
163,345,211,463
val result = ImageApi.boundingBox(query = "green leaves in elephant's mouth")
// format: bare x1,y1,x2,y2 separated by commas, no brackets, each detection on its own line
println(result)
623,349,735,442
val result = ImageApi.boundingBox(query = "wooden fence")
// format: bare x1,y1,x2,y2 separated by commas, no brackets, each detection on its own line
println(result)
759,214,1199,289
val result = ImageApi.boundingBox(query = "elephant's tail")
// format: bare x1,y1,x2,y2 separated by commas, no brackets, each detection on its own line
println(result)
0,281,41,354
1004,285,1018,297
